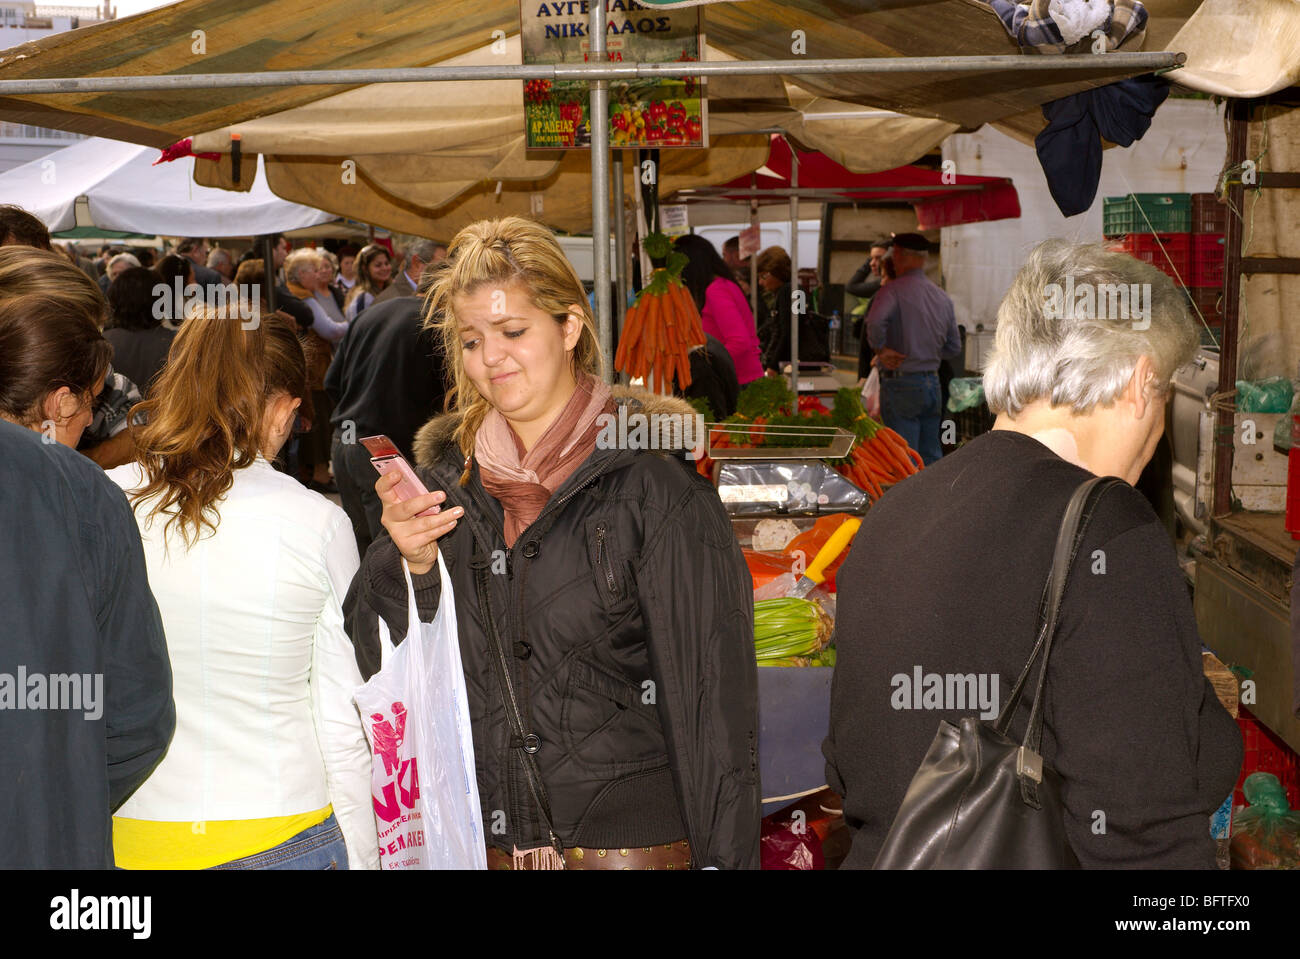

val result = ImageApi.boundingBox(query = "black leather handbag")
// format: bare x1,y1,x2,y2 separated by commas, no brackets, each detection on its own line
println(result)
872,476,1121,869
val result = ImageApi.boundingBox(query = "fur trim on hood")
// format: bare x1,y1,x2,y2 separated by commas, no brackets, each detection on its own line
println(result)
412,385,701,471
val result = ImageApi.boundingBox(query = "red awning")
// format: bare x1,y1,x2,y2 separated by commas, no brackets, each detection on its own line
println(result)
677,135,1020,229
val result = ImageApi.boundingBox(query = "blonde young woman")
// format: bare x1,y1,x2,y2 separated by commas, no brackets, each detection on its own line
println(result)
344,216,760,870
342,244,393,321
108,310,377,870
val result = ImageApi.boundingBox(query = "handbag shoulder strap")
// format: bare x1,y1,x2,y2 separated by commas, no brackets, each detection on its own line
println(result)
471,558,566,865
992,476,1123,801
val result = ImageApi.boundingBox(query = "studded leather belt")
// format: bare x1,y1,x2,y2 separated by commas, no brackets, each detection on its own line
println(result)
485,840,692,871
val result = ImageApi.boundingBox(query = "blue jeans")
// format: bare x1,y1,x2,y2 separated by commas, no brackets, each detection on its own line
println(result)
210,814,350,870
880,372,943,466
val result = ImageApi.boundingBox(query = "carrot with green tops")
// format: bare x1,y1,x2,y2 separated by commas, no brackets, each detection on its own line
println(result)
870,432,913,478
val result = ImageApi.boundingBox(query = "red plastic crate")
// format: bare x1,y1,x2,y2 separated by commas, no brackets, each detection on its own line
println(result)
1116,233,1191,283
1234,708,1300,810
1192,192,1227,234
1190,233,1225,288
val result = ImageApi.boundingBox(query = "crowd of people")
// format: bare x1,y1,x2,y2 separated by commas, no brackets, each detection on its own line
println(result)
0,202,1238,872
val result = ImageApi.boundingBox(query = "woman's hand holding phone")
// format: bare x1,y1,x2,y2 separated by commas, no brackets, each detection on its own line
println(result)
376,472,462,576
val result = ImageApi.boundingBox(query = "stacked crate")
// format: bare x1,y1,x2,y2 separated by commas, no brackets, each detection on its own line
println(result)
1188,193,1227,330
1102,192,1225,336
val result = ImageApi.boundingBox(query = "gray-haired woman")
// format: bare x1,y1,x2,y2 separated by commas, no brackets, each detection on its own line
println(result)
824,239,1241,869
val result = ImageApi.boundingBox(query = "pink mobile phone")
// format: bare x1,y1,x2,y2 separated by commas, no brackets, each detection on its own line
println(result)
360,434,440,517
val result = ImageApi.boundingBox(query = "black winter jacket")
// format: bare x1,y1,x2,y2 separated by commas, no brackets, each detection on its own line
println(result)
343,387,761,868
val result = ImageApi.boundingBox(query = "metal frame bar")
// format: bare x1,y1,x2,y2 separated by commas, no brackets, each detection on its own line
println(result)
0,52,1183,94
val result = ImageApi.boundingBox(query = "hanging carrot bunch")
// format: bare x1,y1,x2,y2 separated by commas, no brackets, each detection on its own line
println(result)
614,232,706,394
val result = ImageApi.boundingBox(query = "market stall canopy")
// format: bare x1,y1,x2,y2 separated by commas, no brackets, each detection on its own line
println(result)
0,0,1200,149
0,0,1289,234
679,135,1021,229
0,136,334,236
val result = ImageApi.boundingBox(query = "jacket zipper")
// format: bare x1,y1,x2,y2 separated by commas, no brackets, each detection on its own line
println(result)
594,523,618,597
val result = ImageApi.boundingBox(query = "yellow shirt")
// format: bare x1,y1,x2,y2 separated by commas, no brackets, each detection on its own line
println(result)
113,806,332,870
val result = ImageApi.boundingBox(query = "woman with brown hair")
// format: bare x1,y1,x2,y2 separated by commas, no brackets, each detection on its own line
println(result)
107,308,377,870
0,246,112,448
342,244,392,320
344,216,759,870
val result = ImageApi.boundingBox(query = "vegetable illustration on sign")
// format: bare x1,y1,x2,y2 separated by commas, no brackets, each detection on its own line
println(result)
520,1,707,149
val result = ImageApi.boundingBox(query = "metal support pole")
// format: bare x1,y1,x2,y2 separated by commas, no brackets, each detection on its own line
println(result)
749,173,759,323
589,0,612,382
612,148,628,367
1214,97,1249,518
261,233,278,312
788,142,799,397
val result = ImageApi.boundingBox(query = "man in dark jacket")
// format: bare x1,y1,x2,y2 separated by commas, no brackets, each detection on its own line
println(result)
325,291,446,556
0,419,174,868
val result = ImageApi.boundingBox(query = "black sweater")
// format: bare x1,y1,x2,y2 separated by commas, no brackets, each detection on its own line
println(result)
824,430,1242,869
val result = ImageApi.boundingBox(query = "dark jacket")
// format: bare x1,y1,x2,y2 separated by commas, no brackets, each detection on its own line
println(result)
272,285,315,333
104,325,176,396
324,296,445,462
682,334,740,420
758,282,829,372
824,430,1242,869
343,387,761,868
845,261,882,300
0,419,175,868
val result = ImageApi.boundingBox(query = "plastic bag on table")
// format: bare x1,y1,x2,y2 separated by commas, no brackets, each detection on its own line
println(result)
861,367,881,418
761,814,825,870
947,376,986,412
354,553,487,870
717,461,867,517
1229,773,1300,870
1236,377,1295,414
782,513,855,583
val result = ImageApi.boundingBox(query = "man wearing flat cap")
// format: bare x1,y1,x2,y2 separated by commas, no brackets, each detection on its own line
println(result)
863,232,962,465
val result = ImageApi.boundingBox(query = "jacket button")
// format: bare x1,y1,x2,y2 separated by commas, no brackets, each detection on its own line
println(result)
522,734,541,754
522,541,540,558
513,641,532,660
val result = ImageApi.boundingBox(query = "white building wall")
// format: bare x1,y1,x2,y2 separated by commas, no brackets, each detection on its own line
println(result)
940,98,1229,334
0,2,112,173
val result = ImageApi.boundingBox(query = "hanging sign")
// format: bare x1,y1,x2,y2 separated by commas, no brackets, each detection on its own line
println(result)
520,1,707,150
659,203,689,237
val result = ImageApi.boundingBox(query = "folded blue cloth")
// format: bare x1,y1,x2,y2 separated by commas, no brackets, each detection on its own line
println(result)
1034,73,1170,217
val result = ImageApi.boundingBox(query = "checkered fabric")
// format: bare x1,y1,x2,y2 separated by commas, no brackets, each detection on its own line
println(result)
984,0,1147,54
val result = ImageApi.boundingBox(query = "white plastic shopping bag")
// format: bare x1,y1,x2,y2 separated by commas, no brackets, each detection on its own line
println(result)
353,552,486,869
862,366,881,419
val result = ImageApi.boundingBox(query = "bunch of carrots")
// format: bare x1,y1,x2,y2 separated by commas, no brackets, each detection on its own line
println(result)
835,422,923,501
614,268,706,394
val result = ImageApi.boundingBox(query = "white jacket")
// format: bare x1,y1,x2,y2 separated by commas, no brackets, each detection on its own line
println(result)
108,456,378,869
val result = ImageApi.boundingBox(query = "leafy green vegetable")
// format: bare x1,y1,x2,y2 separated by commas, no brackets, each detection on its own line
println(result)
643,231,672,260
686,395,715,421
735,377,795,419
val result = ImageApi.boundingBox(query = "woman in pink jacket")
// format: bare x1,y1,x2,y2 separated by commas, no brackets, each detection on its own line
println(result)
677,234,764,385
